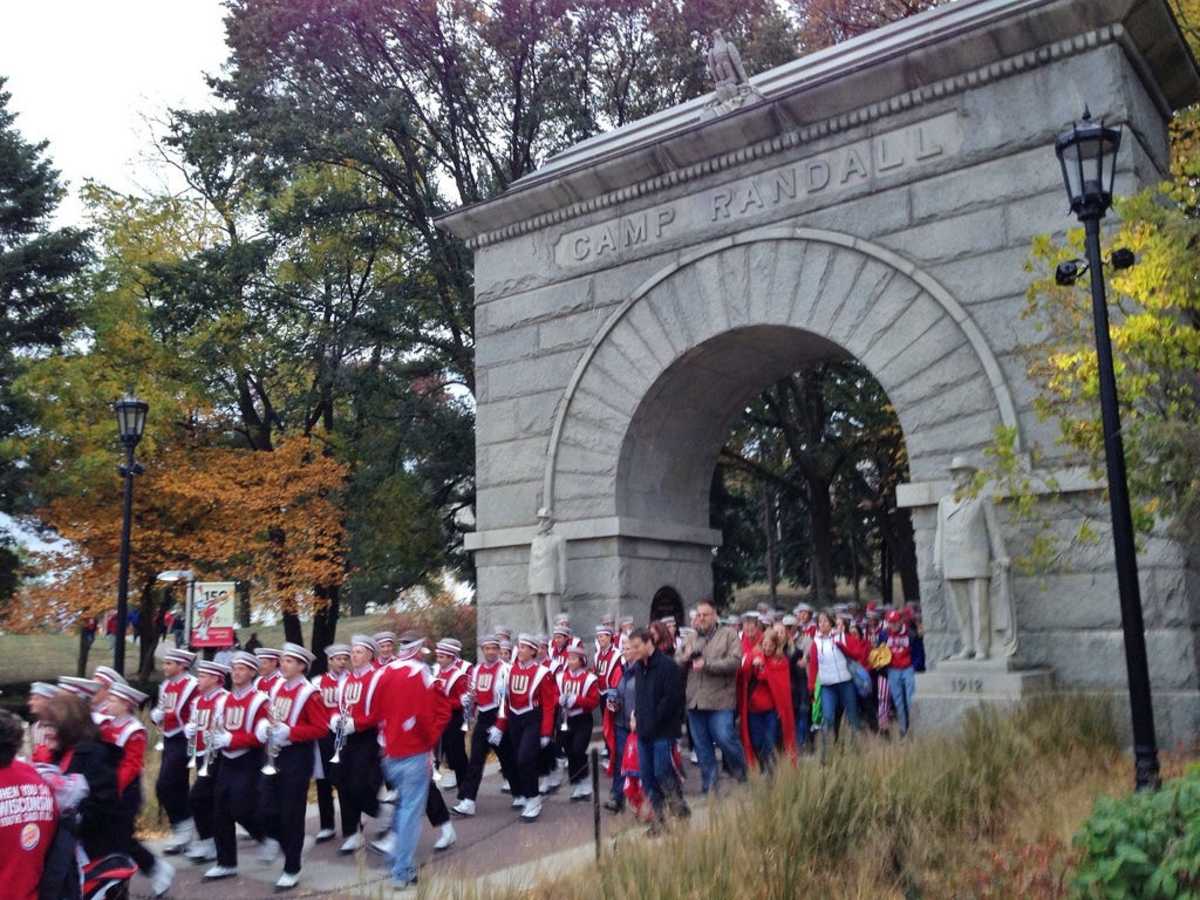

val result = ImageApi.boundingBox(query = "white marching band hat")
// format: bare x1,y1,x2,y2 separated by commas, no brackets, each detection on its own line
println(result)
372,631,397,646
324,643,351,658
254,648,281,661
280,642,316,667
435,638,462,657
517,633,539,651
108,682,149,707
93,666,127,686
195,660,231,679
58,676,100,697
163,648,197,667
350,634,379,655
29,682,59,698
230,651,260,671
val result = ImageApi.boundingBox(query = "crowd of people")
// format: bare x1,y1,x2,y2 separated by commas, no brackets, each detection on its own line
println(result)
4,596,923,897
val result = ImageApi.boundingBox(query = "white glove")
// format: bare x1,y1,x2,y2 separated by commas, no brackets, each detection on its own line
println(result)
563,694,576,709
254,719,271,745
270,723,292,747
329,713,355,735
487,726,503,747
209,731,232,751
183,722,197,741
150,708,164,726
540,736,551,749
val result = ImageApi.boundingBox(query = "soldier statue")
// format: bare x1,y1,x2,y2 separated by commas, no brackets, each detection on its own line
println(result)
932,457,1016,661
527,507,567,634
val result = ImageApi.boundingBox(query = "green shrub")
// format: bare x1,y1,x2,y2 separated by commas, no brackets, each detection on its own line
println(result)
1072,764,1200,899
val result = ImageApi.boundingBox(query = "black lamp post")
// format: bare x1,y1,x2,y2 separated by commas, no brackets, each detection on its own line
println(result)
113,395,148,676
1055,109,1160,791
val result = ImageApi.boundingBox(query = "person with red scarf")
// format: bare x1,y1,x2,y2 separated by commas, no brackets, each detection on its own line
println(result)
738,626,795,772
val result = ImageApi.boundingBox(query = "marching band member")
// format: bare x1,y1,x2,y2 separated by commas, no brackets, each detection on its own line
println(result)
557,640,601,801
597,626,624,777
373,631,397,667
534,634,563,794
313,643,350,843
205,650,271,881
617,615,635,650
351,633,450,891
548,623,571,673
183,660,231,863
433,638,469,795
92,665,126,715
254,648,283,693
593,624,618,683
452,635,512,817
261,643,327,891
326,635,383,853
102,681,176,897
498,639,513,664
151,647,197,854
493,634,558,821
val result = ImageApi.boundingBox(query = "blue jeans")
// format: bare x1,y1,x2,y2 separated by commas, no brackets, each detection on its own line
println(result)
687,708,747,792
747,710,780,771
887,666,917,735
381,753,430,886
636,735,684,819
821,680,862,735
611,725,629,803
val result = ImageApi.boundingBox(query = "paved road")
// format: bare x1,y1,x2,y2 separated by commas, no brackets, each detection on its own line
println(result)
132,749,707,898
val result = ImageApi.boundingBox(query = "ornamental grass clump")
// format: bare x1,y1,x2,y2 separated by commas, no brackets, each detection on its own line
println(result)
445,695,1119,900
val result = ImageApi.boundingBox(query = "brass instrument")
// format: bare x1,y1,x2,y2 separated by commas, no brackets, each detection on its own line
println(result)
152,690,167,752
186,720,198,770
198,707,221,778
329,691,349,765
261,700,279,776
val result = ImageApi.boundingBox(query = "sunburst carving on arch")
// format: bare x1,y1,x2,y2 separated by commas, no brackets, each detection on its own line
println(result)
543,226,1020,517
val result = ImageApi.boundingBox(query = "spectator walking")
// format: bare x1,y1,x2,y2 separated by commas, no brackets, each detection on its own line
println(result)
884,610,917,736
674,600,747,793
807,611,867,758
629,627,689,835
738,626,795,773
0,710,57,900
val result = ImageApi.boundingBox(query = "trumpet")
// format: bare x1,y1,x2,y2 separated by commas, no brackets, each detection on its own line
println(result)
460,692,473,734
329,694,349,765
261,702,279,776
198,713,221,778
186,722,199,769
559,693,571,733
152,692,166,752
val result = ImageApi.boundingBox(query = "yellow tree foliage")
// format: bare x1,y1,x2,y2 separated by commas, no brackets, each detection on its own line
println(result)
1015,0,1200,541
9,437,347,632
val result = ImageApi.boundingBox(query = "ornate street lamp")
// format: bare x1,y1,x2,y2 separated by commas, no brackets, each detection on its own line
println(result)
1054,109,1160,791
112,395,148,676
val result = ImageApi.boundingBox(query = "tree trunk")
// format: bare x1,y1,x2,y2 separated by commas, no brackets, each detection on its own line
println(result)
807,473,836,604
349,591,368,617
309,584,340,676
236,581,251,628
76,628,91,677
762,484,778,606
879,536,894,607
878,506,921,603
137,582,161,681
282,610,304,646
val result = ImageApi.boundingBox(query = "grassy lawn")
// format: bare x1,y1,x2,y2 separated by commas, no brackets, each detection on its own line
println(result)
0,612,397,689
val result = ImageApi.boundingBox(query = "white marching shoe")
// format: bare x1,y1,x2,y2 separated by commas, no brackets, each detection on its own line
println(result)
315,827,336,843
511,795,527,809
500,779,512,794
433,822,457,851
339,832,364,854
381,788,398,804
256,837,281,863
439,771,457,790
185,837,217,861
547,769,564,791
452,798,476,816
150,859,175,897
275,871,300,891
690,750,699,764
537,775,549,795
164,818,193,855
202,864,237,881
570,782,593,801
520,795,543,820
371,832,396,856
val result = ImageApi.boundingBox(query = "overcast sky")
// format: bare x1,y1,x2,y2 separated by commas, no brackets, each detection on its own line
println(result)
2,1,229,227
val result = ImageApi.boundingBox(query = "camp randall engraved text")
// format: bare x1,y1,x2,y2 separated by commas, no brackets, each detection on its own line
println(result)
555,111,963,268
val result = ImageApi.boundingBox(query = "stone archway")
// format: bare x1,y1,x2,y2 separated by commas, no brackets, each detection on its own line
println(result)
650,586,685,626
545,227,1020,535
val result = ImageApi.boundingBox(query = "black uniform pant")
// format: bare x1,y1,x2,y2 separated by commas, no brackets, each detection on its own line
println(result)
259,743,313,875
189,756,218,840
316,733,339,832
155,733,191,825
459,708,514,802
439,710,469,793
215,751,265,868
338,729,382,837
115,781,158,874
507,710,542,800
558,712,593,784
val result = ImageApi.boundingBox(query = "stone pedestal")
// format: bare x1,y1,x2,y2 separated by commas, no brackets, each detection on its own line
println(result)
912,660,1056,732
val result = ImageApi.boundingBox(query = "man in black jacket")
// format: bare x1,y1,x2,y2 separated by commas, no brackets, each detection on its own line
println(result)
628,629,689,831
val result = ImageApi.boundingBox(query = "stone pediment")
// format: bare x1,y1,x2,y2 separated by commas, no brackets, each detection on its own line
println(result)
435,0,1198,249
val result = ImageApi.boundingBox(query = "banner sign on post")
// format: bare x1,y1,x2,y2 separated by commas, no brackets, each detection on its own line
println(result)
191,581,237,648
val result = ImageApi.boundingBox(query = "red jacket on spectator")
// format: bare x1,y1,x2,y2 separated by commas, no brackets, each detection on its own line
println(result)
0,759,57,900
356,660,451,758
886,626,913,670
